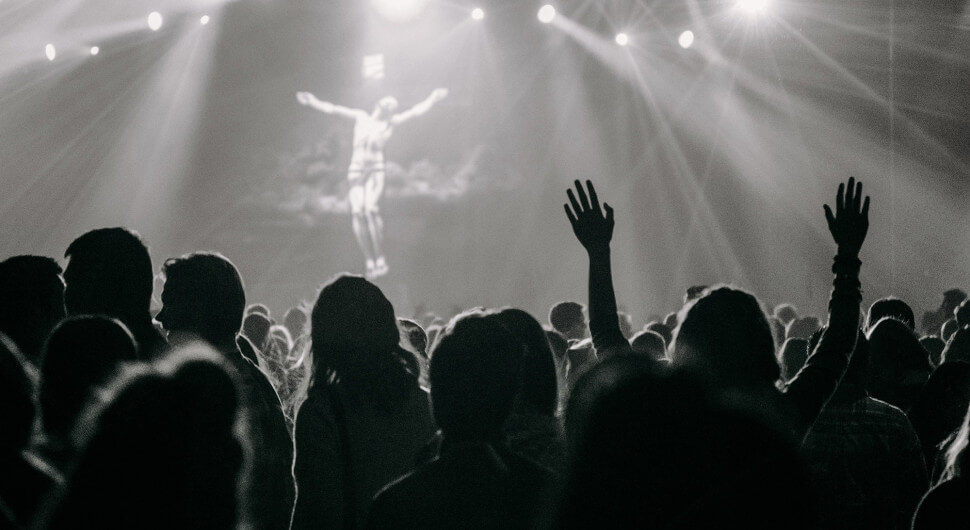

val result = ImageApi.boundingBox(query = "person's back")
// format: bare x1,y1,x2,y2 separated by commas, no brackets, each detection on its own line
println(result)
291,275,434,529
38,345,246,530
801,338,927,529
368,315,555,529
156,252,294,530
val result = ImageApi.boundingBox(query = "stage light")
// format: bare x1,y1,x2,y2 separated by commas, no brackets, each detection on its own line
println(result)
200,15,210,25
90,46,100,56
471,8,484,20
147,11,163,31
45,44,56,61
737,0,770,14
371,0,429,23
615,33,629,46
678,30,694,49
537,4,556,24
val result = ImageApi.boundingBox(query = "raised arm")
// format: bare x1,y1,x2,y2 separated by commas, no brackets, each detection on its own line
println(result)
296,92,366,120
390,88,448,125
785,176,870,440
564,180,631,358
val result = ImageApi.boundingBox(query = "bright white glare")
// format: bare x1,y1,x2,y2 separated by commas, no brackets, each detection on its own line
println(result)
678,30,694,49
148,11,163,31
537,4,556,24
371,0,429,23
471,8,484,20
737,0,770,14
45,44,56,61
90,46,100,56
200,15,210,25
615,33,629,46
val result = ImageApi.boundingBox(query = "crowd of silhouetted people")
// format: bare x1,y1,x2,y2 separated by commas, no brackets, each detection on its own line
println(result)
3,176,970,529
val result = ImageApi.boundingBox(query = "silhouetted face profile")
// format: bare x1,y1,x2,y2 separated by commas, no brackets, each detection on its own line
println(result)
157,253,246,348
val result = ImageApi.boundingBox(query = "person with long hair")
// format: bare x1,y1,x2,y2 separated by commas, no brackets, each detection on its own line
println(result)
290,275,434,529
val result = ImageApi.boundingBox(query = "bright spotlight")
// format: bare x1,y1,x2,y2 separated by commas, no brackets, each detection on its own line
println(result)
45,44,56,61
200,15,210,25
737,0,770,14
147,11,163,31
371,0,429,23
615,33,629,46
678,30,694,49
90,46,100,56
471,8,484,20
537,4,556,24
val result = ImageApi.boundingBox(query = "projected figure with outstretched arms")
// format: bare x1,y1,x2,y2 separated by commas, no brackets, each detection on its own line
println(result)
296,88,449,279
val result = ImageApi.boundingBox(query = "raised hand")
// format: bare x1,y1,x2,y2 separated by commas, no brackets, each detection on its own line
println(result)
564,179,614,255
823,176,870,256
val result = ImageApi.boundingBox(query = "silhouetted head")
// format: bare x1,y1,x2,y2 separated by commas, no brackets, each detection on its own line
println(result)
645,321,672,348
242,312,272,350
309,275,416,407
955,299,970,328
684,285,708,304
245,303,270,319
921,336,946,368
943,327,970,365
663,312,679,329
549,301,586,340
773,304,798,326
672,286,779,388
766,317,785,349
283,306,308,339
942,289,968,316
44,344,246,529
0,255,65,364
64,228,153,322
911,361,970,455
0,334,34,458
398,318,428,359
630,330,666,361
778,338,808,382
786,316,821,341
943,318,960,342
556,358,813,528
430,315,520,442
157,252,246,348
489,308,558,417
866,297,915,331
867,317,932,411
40,316,137,444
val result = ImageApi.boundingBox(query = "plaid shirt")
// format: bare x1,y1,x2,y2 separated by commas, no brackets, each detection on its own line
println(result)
801,384,928,529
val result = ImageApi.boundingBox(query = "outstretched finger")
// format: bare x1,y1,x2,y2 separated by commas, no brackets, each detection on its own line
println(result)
861,195,870,218
564,204,578,225
823,204,835,231
586,180,602,214
845,177,856,209
574,180,591,212
567,188,582,216
853,180,863,212
604,203,614,223
836,182,845,213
